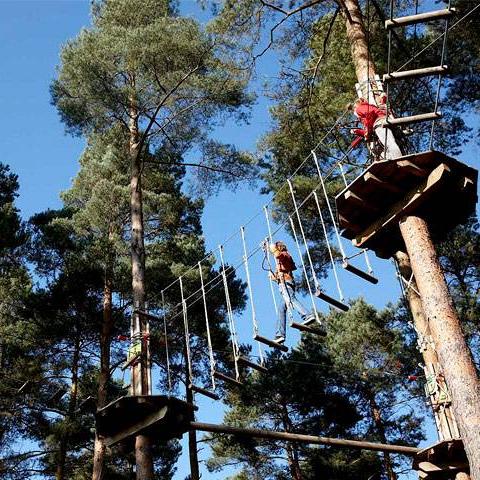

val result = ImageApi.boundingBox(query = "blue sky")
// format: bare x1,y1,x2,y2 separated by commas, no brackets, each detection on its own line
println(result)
1,1,478,479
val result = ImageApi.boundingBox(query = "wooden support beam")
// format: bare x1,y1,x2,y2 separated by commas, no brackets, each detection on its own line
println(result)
344,190,379,212
103,406,168,447
397,160,429,177
190,422,420,455
384,65,449,82
386,112,442,126
353,163,451,248
385,8,456,29
364,172,402,193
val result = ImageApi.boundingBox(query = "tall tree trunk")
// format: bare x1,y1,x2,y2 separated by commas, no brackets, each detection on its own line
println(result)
129,95,154,479
399,217,480,479
280,401,303,480
340,0,480,476
92,261,114,480
56,329,81,480
185,365,200,480
395,251,461,442
364,387,397,480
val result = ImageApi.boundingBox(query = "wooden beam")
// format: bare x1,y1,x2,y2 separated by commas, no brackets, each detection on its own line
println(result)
102,406,168,447
385,8,456,29
344,190,379,212
190,422,420,455
353,163,451,248
396,160,429,177
386,112,442,126
364,172,402,193
384,65,449,82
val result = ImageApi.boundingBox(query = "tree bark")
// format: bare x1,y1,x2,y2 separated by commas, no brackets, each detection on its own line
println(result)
399,216,480,479
129,95,154,479
395,251,461,442
339,0,480,475
92,265,114,480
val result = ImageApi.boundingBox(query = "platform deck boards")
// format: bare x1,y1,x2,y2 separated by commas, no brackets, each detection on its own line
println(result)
95,395,196,448
335,151,478,258
412,439,469,479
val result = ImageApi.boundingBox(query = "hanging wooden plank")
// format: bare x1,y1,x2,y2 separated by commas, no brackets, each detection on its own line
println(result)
315,290,350,312
385,8,456,29
383,65,449,82
254,334,288,352
189,384,220,401
342,262,379,284
290,321,326,336
213,371,243,386
386,112,442,126
237,356,268,373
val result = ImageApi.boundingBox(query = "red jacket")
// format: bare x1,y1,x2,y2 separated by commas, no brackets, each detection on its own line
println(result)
354,101,386,138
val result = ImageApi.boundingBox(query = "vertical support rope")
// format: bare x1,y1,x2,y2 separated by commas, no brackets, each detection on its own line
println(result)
287,179,320,290
288,216,319,322
429,0,450,150
363,249,374,274
338,163,348,187
218,245,241,379
179,277,193,387
312,151,347,260
198,261,216,390
161,290,172,394
240,226,265,365
263,205,279,316
313,191,344,301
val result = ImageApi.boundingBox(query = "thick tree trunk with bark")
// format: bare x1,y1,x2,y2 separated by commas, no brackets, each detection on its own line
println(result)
395,251,461,442
399,216,480,479
92,268,114,480
339,0,480,475
129,98,154,479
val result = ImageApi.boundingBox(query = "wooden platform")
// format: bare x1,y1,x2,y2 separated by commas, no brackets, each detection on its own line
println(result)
335,151,478,258
95,395,196,448
412,439,469,479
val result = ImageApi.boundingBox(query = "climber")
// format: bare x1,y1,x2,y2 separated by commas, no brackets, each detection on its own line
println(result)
349,96,402,160
268,241,316,344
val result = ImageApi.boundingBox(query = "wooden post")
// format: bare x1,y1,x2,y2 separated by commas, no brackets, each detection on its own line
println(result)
399,216,480,479
340,0,480,477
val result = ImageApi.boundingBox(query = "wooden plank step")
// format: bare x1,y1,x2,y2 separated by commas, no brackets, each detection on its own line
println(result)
213,371,242,387
237,356,268,373
385,8,456,29
254,334,288,352
189,384,220,401
342,262,379,284
384,65,449,82
291,321,327,336
134,309,162,322
386,112,442,126
315,290,350,312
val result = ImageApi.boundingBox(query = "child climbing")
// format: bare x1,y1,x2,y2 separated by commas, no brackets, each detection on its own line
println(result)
268,241,316,344
349,96,402,160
